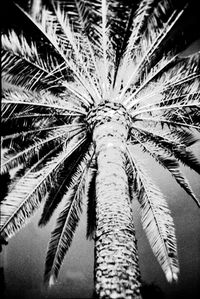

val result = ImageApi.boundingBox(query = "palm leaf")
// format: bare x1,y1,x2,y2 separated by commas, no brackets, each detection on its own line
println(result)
125,0,158,50
53,3,101,101
44,150,93,284
14,3,95,106
2,82,85,114
126,52,200,111
134,136,200,207
126,145,179,282
1,30,64,93
131,127,200,175
119,0,186,101
115,0,159,90
124,55,179,107
39,137,92,226
0,134,87,239
0,148,66,239
44,188,82,286
1,126,82,174
50,0,101,48
1,124,77,147
156,155,200,207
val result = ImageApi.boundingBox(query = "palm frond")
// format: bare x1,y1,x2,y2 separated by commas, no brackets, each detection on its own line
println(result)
127,76,199,117
126,52,200,111
125,0,158,51
44,188,82,285
52,0,101,48
53,3,102,101
1,126,83,174
134,136,200,207
15,3,95,106
131,126,200,175
0,147,66,239
2,82,85,114
1,30,64,93
156,155,200,207
1,124,75,145
119,0,186,101
135,116,200,131
44,149,94,284
39,137,93,226
124,55,179,107
132,97,200,119
126,145,179,282
100,0,109,96
114,0,158,91
0,133,87,240
2,89,83,142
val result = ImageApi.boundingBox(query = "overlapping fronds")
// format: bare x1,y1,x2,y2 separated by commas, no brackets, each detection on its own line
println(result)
131,126,200,175
4,0,199,111
126,53,200,120
126,146,179,282
38,137,93,226
44,149,94,285
118,0,187,100
1,30,65,93
1,125,84,174
0,148,69,239
54,4,102,101
0,133,88,240
154,155,200,207
0,145,59,238
1,81,87,177
133,135,200,206
14,3,99,105
2,81,85,114
1,91,83,144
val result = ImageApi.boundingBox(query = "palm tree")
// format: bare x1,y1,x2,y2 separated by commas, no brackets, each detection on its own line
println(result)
1,0,200,298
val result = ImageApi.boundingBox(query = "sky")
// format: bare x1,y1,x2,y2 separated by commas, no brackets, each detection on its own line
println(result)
1,1,200,298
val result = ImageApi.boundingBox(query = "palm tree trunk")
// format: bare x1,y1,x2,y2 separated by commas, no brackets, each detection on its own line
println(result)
93,108,141,299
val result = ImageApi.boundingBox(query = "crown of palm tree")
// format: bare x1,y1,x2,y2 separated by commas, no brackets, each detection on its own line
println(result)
1,0,200,297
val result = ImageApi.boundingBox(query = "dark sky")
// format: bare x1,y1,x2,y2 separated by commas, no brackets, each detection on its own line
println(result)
1,1,200,298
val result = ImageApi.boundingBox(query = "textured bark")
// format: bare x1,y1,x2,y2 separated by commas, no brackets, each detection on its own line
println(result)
93,108,141,299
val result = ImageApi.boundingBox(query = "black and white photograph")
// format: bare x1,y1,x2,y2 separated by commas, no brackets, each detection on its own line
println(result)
1,0,200,298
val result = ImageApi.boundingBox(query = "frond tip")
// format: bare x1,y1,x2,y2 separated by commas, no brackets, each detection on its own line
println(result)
166,269,178,283
49,274,56,287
